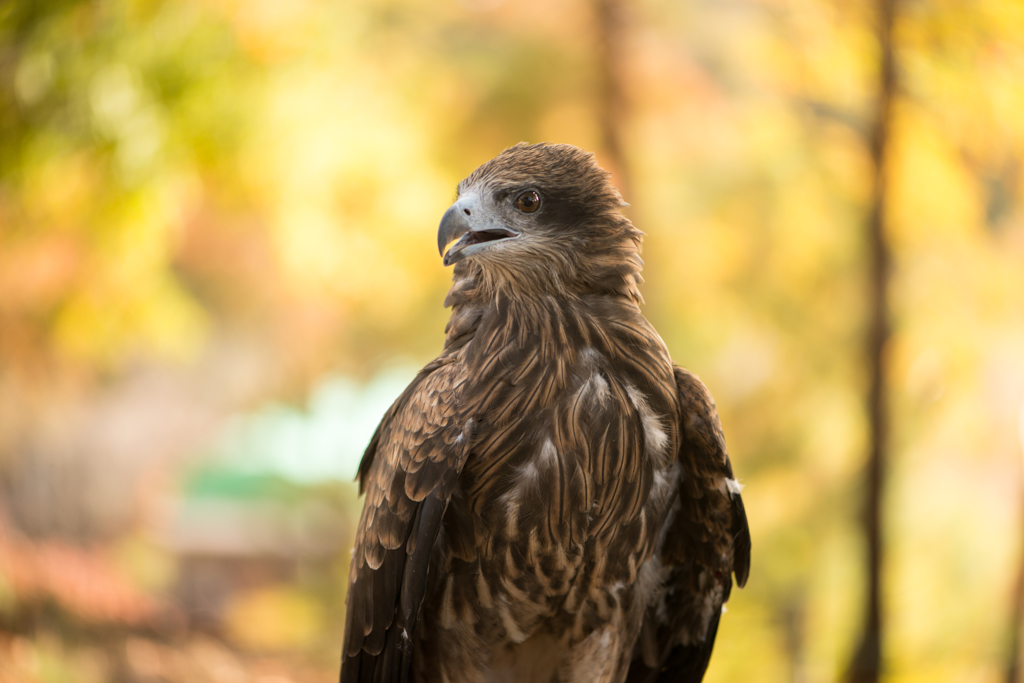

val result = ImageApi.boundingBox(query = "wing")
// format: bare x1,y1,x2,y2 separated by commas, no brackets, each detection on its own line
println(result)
341,358,473,683
627,367,751,683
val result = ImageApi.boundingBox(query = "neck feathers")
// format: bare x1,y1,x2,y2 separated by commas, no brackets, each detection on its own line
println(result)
446,216,644,308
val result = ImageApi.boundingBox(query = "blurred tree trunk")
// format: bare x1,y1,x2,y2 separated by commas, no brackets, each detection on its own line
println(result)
1007,418,1024,683
847,0,897,682
1008,533,1024,683
594,0,632,203
783,593,807,683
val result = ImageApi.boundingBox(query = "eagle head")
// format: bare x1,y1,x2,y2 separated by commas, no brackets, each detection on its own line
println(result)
438,143,643,301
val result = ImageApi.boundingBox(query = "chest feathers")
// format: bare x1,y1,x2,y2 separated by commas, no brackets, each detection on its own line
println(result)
432,293,679,649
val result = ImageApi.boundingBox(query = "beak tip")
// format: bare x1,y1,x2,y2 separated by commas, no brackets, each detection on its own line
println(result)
437,204,470,264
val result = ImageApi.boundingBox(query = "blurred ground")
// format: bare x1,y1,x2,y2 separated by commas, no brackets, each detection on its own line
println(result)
2,0,1024,681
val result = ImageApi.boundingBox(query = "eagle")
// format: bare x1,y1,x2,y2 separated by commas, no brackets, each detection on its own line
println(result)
341,143,750,683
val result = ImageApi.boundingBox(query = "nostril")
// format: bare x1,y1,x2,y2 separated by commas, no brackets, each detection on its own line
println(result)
463,208,471,216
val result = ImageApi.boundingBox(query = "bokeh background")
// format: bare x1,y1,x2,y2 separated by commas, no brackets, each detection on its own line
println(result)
2,0,1024,681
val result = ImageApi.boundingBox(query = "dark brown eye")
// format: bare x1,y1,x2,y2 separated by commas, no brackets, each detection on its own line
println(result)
514,190,540,213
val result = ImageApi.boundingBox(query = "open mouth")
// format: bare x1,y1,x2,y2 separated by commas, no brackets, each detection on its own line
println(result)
444,228,518,265
463,228,516,247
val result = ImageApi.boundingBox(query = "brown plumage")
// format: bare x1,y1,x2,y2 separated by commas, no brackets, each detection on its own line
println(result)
341,143,750,683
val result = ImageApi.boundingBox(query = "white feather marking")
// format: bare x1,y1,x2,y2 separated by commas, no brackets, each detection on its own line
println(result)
498,601,528,643
588,372,610,404
645,420,668,454
726,477,744,495
518,460,540,485
626,384,669,457
501,485,520,505
651,468,673,505
539,438,557,465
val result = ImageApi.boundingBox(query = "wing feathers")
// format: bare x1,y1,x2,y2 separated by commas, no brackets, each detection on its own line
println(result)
627,368,750,683
402,493,446,632
730,493,751,588
341,363,470,683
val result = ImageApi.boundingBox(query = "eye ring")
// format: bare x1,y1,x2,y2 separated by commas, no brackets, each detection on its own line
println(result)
514,190,541,213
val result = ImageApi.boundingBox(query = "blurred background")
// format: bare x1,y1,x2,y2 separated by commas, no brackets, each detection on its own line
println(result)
1,0,1023,681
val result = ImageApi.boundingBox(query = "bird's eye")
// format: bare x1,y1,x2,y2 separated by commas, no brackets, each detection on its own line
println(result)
514,190,540,213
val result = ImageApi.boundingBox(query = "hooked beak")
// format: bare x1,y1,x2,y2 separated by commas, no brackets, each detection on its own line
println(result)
437,195,519,266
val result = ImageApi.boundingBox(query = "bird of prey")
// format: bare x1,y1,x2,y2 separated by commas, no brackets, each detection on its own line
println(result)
341,143,750,683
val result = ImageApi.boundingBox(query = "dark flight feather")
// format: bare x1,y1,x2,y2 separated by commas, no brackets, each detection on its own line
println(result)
341,143,749,683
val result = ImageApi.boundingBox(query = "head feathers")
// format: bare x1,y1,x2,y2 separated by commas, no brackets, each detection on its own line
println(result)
460,143,627,213
450,143,643,304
